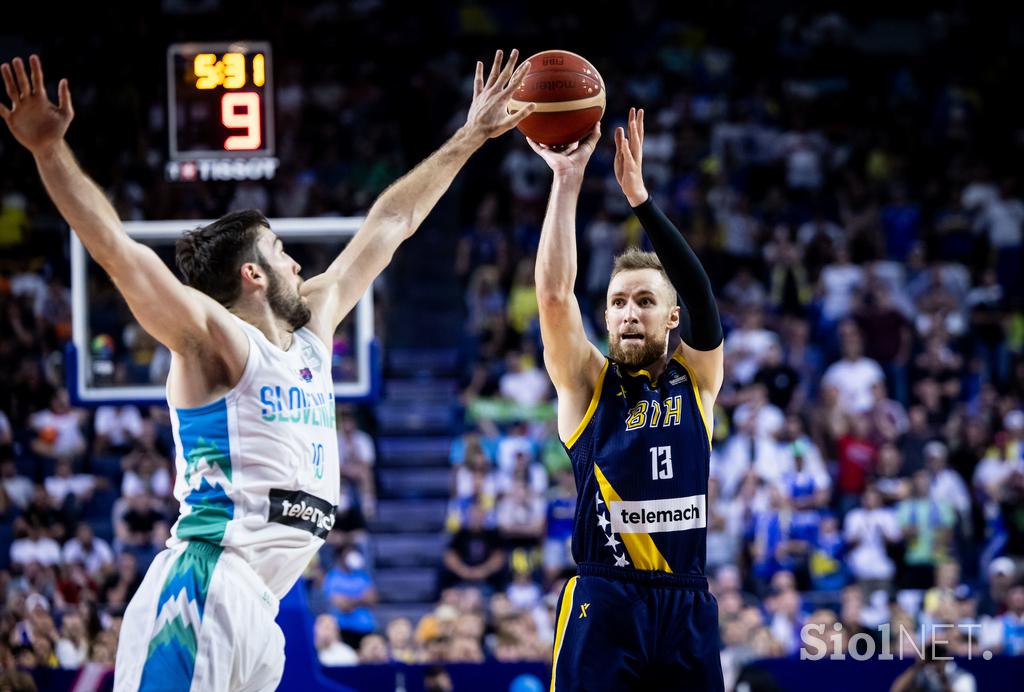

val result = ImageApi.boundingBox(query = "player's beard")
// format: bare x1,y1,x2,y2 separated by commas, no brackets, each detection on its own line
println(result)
608,331,668,370
264,265,311,330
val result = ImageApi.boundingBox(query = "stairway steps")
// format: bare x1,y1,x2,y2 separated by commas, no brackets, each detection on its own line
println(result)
378,467,451,499
369,499,447,533
377,436,452,466
372,532,449,568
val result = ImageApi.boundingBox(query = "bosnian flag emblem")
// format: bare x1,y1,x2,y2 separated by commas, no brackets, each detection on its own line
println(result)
299,367,313,383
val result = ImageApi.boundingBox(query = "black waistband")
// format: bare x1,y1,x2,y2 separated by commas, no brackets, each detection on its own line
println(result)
577,562,708,590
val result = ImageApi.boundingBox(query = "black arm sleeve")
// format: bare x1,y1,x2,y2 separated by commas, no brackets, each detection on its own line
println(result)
633,197,723,351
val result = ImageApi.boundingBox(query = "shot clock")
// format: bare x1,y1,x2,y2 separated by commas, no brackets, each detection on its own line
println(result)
166,41,278,181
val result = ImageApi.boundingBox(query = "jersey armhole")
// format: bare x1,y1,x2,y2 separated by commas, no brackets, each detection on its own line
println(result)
671,351,713,451
564,359,609,450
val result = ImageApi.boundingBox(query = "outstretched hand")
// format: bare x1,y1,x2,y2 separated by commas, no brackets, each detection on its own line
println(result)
614,107,648,207
0,55,74,155
526,123,601,179
464,49,535,142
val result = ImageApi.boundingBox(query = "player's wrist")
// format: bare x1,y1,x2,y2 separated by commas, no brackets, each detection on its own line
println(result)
457,123,489,149
626,187,649,208
553,168,584,186
31,138,68,161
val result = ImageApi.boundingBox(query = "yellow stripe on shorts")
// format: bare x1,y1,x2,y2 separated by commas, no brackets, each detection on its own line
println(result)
549,575,578,692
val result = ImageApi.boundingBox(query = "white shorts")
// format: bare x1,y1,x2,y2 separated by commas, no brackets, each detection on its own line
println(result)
114,541,285,692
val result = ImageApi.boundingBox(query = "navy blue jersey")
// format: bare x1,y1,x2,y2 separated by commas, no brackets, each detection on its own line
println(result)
564,352,712,577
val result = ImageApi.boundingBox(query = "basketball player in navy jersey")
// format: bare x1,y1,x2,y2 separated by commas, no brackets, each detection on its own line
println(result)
528,108,725,691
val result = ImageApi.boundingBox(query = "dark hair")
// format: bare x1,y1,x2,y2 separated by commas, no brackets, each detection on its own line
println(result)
175,209,269,306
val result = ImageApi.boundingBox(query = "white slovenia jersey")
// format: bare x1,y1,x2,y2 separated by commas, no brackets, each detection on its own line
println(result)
167,316,340,598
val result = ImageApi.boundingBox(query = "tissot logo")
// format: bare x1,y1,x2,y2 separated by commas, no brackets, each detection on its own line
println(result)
268,489,336,538
610,495,707,533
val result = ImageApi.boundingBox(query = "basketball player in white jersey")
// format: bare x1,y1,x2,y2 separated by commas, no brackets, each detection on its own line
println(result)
1,52,535,690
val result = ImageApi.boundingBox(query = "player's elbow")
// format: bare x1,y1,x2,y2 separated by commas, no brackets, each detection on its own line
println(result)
366,200,415,243
536,287,574,311
93,236,142,276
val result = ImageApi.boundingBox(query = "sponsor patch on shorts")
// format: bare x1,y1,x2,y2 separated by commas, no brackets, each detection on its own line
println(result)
268,489,336,538
610,495,707,533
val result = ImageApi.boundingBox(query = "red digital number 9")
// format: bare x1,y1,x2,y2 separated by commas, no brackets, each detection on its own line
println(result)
221,92,261,150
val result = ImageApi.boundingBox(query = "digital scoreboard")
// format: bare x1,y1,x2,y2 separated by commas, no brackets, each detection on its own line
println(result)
166,41,278,182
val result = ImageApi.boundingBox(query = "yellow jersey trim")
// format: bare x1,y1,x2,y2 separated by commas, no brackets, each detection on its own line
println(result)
593,464,672,573
672,352,713,450
549,575,578,692
565,359,609,450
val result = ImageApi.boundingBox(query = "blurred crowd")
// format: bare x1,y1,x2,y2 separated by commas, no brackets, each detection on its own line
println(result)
3,1,1024,688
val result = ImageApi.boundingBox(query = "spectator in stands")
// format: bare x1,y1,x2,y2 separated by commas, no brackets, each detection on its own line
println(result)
61,522,114,577
808,513,847,591
972,411,1024,513
724,307,779,386
822,321,885,415
874,443,912,505
356,633,390,664
28,388,87,463
713,410,778,499
922,560,961,623
995,585,1024,655
54,611,89,669
869,381,910,444
836,414,879,512
897,470,955,589
99,552,141,612
114,492,167,566
498,350,550,409
45,458,99,529
314,613,359,666
495,480,545,551
1,458,32,511
733,384,785,440
998,471,1024,566
924,441,971,530
843,485,901,589
448,446,498,531
337,409,377,525
120,442,172,499
496,421,536,475
853,285,913,404
496,446,547,497
506,258,540,338
385,616,420,664
764,582,805,656
10,523,61,569
92,405,144,457
441,503,506,592
324,545,378,649
542,469,576,583
818,246,863,323
979,557,1016,617
777,438,831,550
455,196,509,283
753,341,800,412
16,484,62,541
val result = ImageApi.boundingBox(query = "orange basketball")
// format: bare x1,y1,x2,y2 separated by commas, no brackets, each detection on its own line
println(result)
508,50,605,148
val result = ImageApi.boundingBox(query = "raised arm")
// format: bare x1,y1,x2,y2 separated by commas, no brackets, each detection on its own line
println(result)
614,107,724,403
302,50,535,345
528,128,606,445
0,57,246,376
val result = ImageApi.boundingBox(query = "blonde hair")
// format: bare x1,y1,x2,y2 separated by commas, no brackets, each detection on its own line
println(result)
611,248,666,277
609,249,675,301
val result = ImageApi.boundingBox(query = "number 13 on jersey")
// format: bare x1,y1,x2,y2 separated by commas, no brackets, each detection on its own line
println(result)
651,446,673,480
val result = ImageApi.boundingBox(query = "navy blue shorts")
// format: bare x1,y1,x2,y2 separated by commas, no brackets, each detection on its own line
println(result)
549,564,724,692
